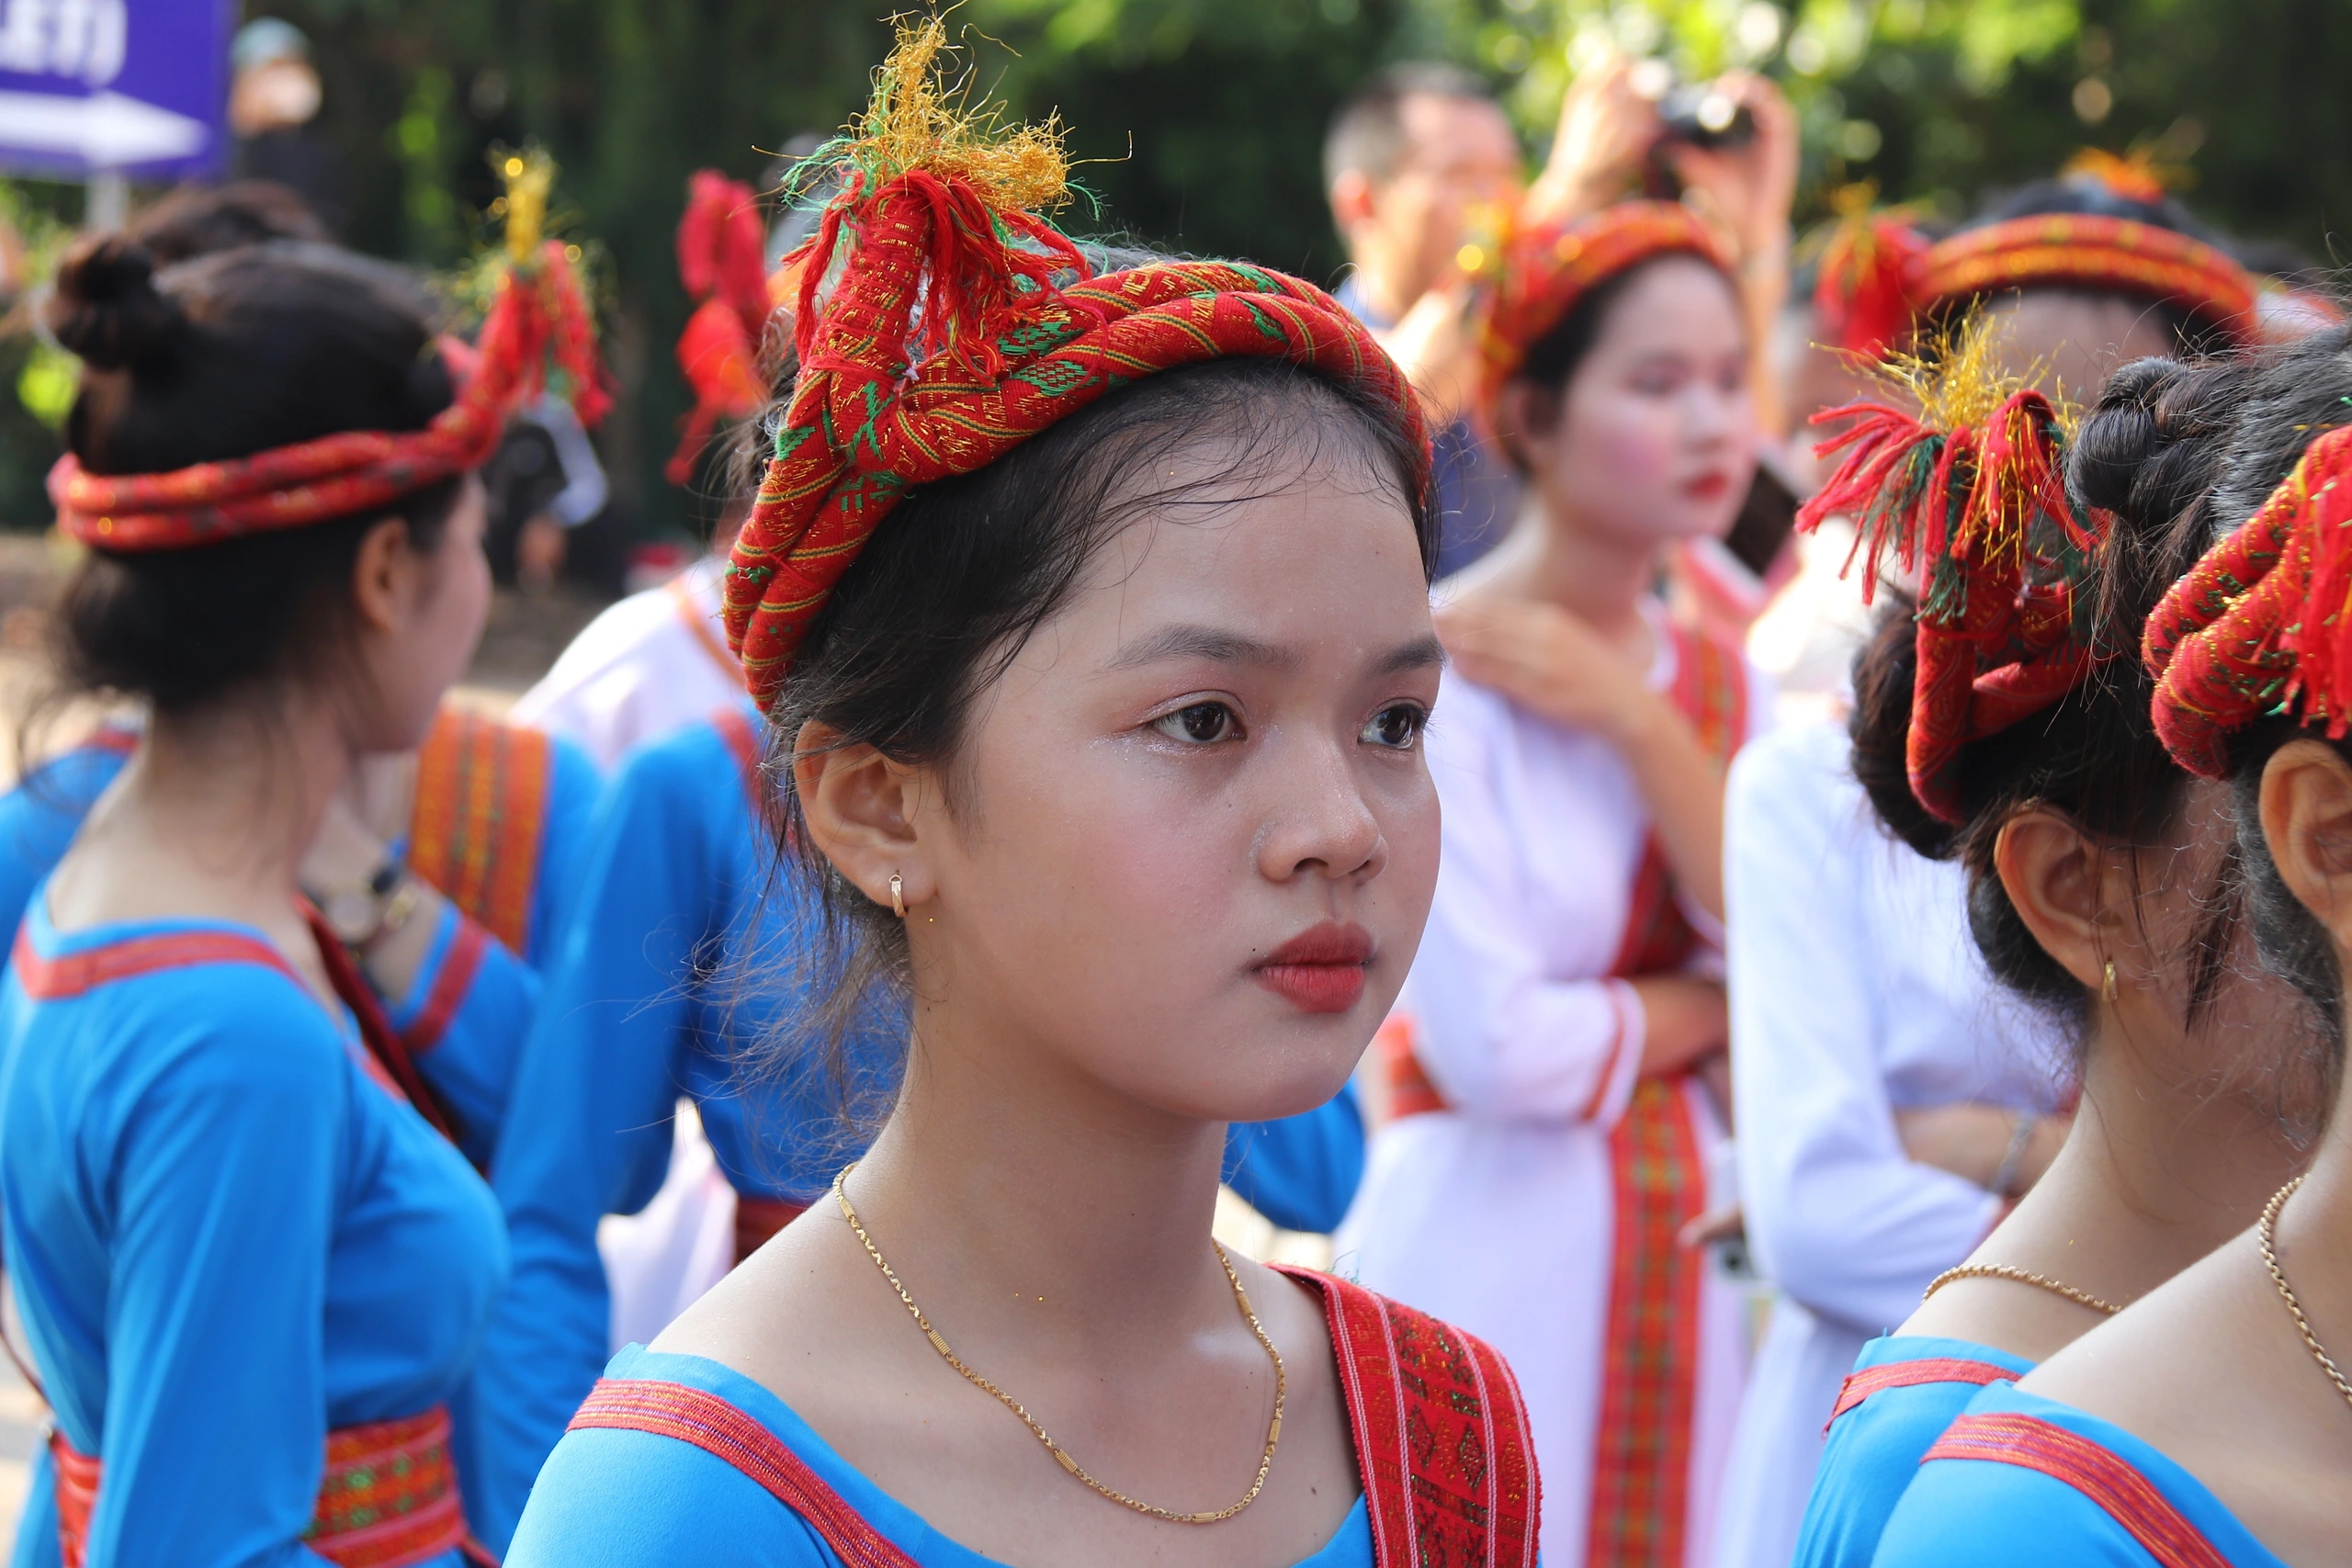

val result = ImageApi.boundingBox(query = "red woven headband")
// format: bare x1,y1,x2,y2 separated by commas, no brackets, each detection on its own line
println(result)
1816,211,2260,358
2144,424,2352,777
1476,200,1733,410
1800,361,2105,822
51,239,606,552
724,49,1425,710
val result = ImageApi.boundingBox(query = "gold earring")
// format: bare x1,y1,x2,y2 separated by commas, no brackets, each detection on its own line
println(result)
2102,959,2119,1003
888,872,906,919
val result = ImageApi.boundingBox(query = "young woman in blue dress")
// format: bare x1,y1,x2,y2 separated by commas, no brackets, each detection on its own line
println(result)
1,215,595,1565
504,27,1534,1568
1782,340,2334,1567
1873,324,2352,1568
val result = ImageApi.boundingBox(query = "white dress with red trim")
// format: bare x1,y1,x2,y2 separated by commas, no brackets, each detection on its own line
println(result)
504,1269,1537,1568
1338,602,1770,1568
510,554,746,770
1872,1382,2287,1568
0,897,505,1568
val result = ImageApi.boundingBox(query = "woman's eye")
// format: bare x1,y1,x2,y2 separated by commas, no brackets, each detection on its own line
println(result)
1153,702,1240,744
1361,704,1426,750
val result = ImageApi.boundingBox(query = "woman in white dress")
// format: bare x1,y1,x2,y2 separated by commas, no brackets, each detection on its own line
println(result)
1338,193,1780,1568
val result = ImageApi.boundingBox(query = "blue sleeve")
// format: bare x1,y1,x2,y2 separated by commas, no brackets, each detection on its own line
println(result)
10,1443,60,1568
466,742,722,1551
1871,1458,2156,1567
523,739,604,972
506,1427,836,1567
1220,1084,1365,1234
382,905,541,1168
1795,1381,1990,1568
83,978,349,1567
0,748,125,942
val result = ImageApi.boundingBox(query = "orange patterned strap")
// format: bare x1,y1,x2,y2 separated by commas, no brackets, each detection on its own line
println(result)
53,1406,469,1568
408,707,554,956
1826,1358,2016,1429
1923,1413,2232,1568
569,1380,921,1567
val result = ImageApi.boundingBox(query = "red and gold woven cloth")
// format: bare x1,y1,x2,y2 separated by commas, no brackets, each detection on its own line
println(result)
50,234,605,553
2143,423,2352,777
1476,200,1732,410
53,1406,469,1568
1799,373,2105,822
720,24,1424,709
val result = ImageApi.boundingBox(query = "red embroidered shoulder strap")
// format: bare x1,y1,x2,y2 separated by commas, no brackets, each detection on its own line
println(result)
10,926,302,1000
1923,1413,2232,1568
1826,1359,2016,1430
409,707,554,955
569,1379,919,1568
1272,1266,1540,1568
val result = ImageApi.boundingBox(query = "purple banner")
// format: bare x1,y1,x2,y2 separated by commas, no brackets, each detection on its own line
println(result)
0,0,233,179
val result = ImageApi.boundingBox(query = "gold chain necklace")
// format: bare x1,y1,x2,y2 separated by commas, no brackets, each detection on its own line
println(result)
831,1162,1286,1525
1922,1263,2124,1317
2257,1178,2352,1416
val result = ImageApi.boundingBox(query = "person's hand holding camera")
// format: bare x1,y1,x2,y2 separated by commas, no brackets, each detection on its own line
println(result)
1525,50,1660,224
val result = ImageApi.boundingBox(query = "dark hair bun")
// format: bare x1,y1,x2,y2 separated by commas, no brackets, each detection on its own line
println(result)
47,236,184,373
2068,356,2186,518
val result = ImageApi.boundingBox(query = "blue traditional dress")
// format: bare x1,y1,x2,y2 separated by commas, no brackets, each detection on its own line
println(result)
1872,1382,2286,1568
0,711,599,1168
504,1271,1534,1568
467,701,1373,1547
1789,1335,2032,1568
0,897,507,1567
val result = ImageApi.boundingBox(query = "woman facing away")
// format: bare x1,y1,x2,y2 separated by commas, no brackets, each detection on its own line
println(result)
0,209,600,1562
1335,193,1775,1568
505,29,1532,1568
1872,327,2352,1568
1768,344,2330,1568
1717,165,2296,1568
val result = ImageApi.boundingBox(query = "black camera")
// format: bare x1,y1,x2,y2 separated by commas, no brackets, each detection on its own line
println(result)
1657,82,1756,150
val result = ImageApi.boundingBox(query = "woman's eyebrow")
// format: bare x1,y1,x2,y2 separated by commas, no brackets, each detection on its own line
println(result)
1111,625,1296,671
1375,634,1446,676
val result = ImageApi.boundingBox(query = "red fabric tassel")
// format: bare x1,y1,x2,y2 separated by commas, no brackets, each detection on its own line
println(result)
676,170,771,342
1814,216,1930,358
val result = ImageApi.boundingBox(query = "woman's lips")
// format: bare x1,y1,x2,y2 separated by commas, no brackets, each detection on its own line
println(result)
1685,471,1733,502
1254,922,1374,1014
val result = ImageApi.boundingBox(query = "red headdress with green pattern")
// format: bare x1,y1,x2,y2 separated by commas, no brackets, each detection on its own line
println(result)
723,21,1426,711
1813,152,2260,361
666,169,784,485
2144,424,2352,778
1797,320,2108,822
50,151,609,553
1475,199,1733,413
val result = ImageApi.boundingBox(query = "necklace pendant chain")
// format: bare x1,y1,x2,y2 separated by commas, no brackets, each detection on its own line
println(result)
2259,1177,2352,1416
831,1162,1287,1526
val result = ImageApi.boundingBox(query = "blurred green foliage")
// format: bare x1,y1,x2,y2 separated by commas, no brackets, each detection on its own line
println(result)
4,0,2347,544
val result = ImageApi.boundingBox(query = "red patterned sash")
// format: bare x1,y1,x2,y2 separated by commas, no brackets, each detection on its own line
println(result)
53,1407,470,1568
1826,1358,2017,1429
568,1269,1538,1567
1588,626,1747,1568
1923,1413,2232,1568
409,707,553,957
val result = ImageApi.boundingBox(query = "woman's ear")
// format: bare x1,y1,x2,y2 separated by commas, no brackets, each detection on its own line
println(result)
794,719,935,915
2259,739,2352,945
1492,378,1557,476
1992,806,2111,990
349,515,418,636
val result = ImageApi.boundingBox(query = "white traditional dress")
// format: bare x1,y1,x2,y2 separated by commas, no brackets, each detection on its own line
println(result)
1707,719,2064,1568
511,553,744,768
1340,600,1769,1568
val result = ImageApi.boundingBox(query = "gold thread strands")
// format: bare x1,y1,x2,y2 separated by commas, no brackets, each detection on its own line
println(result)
1922,1263,2124,1317
2258,1177,2352,1417
842,17,1070,216
831,1162,1286,1525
